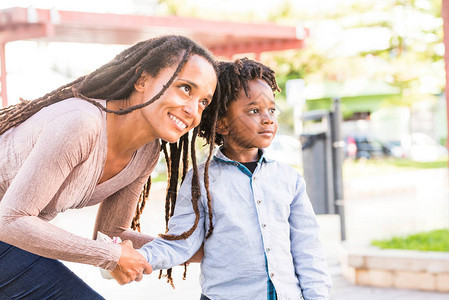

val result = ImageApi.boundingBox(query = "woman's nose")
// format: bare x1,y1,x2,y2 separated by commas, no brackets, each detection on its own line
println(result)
183,100,199,118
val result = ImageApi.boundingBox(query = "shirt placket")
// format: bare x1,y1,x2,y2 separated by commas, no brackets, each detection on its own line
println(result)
251,170,276,283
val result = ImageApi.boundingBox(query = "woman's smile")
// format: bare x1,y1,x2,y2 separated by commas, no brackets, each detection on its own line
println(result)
168,113,188,131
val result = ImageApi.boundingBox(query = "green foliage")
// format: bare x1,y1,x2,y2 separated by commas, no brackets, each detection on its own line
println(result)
156,0,446,131
267,48,326,99
389,158,449,169
372,229,449,252
151,170,168,183
343,157,448,179
276,104,294,132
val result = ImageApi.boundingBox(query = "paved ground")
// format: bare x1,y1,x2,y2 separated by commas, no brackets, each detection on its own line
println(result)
52,167,449,299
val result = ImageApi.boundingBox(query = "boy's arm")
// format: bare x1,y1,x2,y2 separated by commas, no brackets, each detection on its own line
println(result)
138,171,205,270
290,175,332,299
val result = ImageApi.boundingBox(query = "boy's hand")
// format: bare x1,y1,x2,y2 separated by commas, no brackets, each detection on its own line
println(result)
110,240,153,285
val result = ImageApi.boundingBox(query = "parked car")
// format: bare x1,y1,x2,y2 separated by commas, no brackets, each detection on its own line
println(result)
401,133,448,162
345,136,357,159
382,140,405,158
344,135,389,159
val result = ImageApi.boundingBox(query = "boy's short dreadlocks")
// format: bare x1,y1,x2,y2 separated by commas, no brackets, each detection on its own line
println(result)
199,57,280,146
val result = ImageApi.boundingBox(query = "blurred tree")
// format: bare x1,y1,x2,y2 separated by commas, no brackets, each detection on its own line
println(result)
156,0,445,131
268,0,444,97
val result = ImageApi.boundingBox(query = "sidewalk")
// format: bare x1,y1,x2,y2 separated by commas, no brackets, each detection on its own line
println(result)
52,168,449,299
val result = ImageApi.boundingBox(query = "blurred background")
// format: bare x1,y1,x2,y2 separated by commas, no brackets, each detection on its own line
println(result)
1,0,449,299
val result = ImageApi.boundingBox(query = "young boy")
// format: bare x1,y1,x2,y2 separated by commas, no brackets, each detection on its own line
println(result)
138,58,332,300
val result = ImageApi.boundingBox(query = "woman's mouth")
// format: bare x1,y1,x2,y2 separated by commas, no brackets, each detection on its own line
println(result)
169,113,187,131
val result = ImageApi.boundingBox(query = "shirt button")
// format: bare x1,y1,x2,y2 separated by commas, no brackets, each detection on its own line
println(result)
266,248,271,253
253,176,256,180
270,273,274,278
257,200,262,205
262,223,267,228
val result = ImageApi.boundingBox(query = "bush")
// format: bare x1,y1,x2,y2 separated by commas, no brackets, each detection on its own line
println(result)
372,229,449,252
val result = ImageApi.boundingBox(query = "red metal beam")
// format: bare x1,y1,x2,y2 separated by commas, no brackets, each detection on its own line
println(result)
0,7,307,107
0,42,7,107
0,7,305,45
443,0,449,165
0,23,54,42
210,39,305,58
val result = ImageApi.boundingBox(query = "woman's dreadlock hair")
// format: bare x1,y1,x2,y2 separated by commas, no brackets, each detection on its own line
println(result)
0,35,215,134
199,57,280,146
0,35,218,288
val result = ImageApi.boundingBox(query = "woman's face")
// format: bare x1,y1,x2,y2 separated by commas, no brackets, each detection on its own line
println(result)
136,54,217,143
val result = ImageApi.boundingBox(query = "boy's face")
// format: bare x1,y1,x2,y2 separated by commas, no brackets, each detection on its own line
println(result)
218,79,278,150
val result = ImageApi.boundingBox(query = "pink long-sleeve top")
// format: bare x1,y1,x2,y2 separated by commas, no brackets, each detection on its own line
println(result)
0,98,160,271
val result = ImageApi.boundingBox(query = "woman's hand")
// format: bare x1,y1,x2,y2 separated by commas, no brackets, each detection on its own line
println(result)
110,240,152,285
186,244,204,264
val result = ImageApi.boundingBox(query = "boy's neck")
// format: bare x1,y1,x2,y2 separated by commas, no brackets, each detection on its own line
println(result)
221,146,260,163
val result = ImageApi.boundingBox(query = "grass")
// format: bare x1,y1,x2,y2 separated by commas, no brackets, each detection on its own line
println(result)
389,158,449,169
372,229,449,252
343,157,448,179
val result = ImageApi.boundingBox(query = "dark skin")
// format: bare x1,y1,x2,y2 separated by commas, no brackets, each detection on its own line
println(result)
217,79,277,163
107,55,216,284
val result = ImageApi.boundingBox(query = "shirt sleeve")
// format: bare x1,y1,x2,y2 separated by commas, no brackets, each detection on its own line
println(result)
290,175,332,299
138,170,205,270
93,143,160,249
0,111,121,271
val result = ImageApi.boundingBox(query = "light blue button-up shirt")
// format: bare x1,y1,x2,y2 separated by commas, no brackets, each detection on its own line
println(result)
138,148,331,300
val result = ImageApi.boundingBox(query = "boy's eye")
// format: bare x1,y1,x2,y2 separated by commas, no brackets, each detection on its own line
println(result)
249,108,259,114
269,108,276,114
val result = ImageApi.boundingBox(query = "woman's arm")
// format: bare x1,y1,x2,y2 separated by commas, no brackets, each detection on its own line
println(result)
93,176,155,249
290,175,332,299
0,111,121,270
93,142,160,249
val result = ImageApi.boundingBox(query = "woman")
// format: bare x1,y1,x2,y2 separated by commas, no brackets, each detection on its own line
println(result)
0,35,217,299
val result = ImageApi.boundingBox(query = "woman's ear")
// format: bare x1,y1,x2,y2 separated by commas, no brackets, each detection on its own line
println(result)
134,72,148,92
216,118,229,135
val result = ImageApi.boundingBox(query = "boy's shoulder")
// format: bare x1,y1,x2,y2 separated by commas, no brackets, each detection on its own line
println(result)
266,158,303,178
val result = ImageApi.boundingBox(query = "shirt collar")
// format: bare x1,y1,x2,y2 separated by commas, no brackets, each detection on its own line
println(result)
214,147,275,164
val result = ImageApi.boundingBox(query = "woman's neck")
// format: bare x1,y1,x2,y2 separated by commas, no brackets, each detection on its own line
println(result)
106,100,157,157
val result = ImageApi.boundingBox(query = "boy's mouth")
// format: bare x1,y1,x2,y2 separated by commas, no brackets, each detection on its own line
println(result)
259,130,274,137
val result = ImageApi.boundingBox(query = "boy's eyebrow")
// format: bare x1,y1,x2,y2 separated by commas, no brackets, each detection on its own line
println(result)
244,99,275,107
179,78,213,100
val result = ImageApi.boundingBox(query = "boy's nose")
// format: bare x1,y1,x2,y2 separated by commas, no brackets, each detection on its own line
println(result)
261,113,274,125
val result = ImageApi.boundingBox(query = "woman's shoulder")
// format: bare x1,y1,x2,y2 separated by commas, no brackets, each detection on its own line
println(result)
40,98,106,133
141,139,161,158
136,139,161,169
49,97,105,120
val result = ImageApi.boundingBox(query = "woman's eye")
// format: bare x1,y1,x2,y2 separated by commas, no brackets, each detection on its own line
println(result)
180,85,191,95
200,99,209,108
